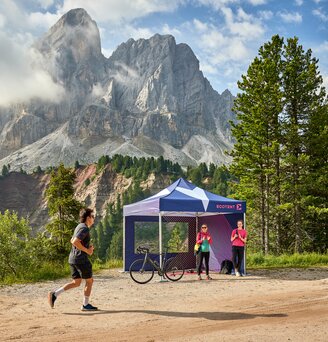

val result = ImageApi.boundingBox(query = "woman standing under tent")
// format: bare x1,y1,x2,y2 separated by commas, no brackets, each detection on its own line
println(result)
231,219,247,277
196,224,213,280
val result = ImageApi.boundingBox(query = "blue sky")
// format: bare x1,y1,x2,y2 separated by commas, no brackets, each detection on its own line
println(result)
0,0,327,105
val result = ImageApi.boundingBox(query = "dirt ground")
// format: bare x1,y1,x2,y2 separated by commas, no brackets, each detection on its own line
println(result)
0,267,327,342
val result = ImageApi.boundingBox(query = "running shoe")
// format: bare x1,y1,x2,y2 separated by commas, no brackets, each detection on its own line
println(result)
81,303,98,311
48,291,57,308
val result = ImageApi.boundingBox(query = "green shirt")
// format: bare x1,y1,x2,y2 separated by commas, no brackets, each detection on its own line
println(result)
201,238,210,252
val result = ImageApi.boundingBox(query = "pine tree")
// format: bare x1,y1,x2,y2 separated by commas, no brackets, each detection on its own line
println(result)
231,35,327,254
304,102,328,252
45,163,83,259
231,35,284,253
281,37,327,252
1,165,9,177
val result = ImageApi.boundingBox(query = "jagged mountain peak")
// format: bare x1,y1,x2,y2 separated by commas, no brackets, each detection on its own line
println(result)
0,8,236,172
37,7,102,60
60,8,92,27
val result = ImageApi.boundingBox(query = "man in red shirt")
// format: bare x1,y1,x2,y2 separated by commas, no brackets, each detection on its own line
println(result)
231,219,247,277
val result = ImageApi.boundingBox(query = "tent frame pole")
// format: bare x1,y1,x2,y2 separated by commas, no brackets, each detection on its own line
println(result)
195,213,198,236
159,212,163,269
158,212,167,282
123,215,126,272
243,212,247,275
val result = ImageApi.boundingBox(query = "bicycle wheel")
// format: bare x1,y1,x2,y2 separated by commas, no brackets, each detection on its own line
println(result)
129,259,155,284
164,257,184,281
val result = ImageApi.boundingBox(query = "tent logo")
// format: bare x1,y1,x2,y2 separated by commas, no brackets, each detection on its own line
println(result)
216,204,236,209
236,204,242,210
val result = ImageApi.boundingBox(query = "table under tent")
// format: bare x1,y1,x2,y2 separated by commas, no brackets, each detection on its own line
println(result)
123,178,246,273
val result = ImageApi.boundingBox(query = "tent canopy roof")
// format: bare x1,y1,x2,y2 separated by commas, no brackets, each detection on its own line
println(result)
123,178,246,217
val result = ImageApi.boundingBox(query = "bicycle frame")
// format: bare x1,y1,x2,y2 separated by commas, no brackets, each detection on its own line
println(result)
139,250,168,275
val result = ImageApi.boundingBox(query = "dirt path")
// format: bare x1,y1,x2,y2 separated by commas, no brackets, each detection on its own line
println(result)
1,268,327,341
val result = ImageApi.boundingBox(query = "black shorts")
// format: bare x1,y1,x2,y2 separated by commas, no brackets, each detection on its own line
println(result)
69,260,93,279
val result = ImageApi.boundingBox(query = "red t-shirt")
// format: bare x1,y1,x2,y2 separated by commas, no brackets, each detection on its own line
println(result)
231,228,247,247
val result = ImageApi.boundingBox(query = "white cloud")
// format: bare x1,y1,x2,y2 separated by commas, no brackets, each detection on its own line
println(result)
247,0,267,5
199,62,218,74
210,39,249,63
101,47,113,58
0,0,58,34
258,10,273,20
197,0,267,7
28,11,60,30
119,24,154,41
111,61,140,86
37,0,55,9
322,74,328,91
0,32,64,107
91,83,106,98
315,41,328,52
0,13,6,28
193,19,209,32
195,0,239,11
237,7,252,21
162,23,182,37
278,11,302,23
222,7,265,38
0,0,28,33
200,30,226,49
295,0,303,5
312,8,328,21
59,0,184,24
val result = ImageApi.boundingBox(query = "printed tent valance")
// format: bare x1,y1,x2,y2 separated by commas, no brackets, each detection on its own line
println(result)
123,178,246,217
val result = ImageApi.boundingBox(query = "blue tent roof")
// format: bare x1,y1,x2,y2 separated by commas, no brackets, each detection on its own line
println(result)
123,178,246,216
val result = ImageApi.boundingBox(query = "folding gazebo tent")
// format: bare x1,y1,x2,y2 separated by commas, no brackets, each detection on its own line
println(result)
123,178,246,272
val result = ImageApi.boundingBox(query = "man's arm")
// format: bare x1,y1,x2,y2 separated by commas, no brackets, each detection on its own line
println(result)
71,237,94,256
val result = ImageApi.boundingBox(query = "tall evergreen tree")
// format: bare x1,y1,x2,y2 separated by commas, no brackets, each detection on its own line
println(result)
281,37,327,252
231,35,327,254
231,35,284,253
45,163,83,259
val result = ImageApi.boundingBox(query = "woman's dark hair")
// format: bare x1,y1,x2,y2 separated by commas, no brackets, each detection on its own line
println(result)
79,208,94,223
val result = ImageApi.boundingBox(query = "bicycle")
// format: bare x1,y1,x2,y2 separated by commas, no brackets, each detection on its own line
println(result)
129,245,185,284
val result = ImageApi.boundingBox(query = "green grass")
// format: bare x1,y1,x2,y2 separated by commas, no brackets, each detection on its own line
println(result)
247,252,328,269
0,262,71,285
93,259,123,270
0,259,123,286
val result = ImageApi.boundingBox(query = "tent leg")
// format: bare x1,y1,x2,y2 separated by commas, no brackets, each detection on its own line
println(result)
243,213,247,276
158,212,167,282
123,216,126,272
195,213,198,271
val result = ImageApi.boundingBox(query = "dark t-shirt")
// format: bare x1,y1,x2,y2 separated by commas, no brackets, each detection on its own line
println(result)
68,223,90,264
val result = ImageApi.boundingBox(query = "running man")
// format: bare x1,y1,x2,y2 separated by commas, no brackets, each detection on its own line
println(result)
48,208,98,311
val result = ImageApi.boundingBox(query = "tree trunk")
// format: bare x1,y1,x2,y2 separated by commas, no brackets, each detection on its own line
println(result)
275,153,282,254
260,173,266,254
265,173,270,254
294,167,302,253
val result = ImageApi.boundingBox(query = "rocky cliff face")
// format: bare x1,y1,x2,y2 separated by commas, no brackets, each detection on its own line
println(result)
0,167,171,231
0,8,235,172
